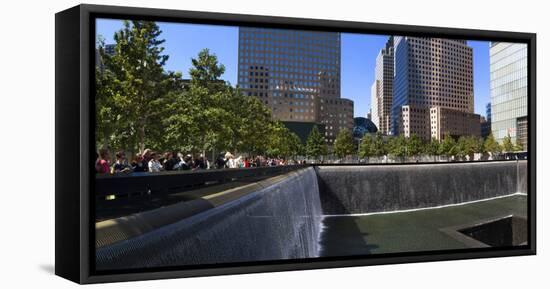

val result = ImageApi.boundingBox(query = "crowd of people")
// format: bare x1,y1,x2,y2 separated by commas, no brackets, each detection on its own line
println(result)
95,148,296,175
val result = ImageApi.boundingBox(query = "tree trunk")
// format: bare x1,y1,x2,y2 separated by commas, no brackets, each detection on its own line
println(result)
138,125,145,153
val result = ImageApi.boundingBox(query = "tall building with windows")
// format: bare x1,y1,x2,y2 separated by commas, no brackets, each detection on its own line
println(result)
370,80,380,130
95,43,116,67
490,42,528,150
430,106,481,140
237,27,353,144
398,105,430,139
372,36,394,135
480,102,492,138
392,37,480,140
486,102,492,123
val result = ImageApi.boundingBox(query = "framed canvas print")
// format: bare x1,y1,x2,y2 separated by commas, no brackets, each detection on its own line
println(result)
55,4,536,284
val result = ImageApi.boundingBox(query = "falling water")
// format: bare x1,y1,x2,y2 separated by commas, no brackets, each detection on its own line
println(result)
96,167,323,270
97,161,527,270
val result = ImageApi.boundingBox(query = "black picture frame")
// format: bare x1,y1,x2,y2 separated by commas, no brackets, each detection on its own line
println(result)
55,4,536,284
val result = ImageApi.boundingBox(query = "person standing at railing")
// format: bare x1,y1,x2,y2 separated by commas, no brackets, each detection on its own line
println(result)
163,151,180,171
234,155,243,168
215,153,227,169
203,154,210,169
142,149,152,164
225,152,238,169
193,154,208,170
95,148,111,174
111,151,132,174
131,153,148,173
181,154,192,170
173,152,184,170
148,152,164,173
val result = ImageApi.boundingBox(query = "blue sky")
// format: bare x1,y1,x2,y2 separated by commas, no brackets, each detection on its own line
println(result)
96,19,490,118
469,40,491,118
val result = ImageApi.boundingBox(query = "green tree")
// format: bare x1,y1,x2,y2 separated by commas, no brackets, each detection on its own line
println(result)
484,133,502,157
266,121,301,159
502,134,514,152
165,49,239,155
513,140,524,152
306,126,327,161
425,138,441,161
164,49,283,158
333,128,355,159
162,90,198,152
475,137,486,154
95,46,125,150
190,50,234,155
97,20,179,153
455,136,477,160
439,135,457,159
287,131,304,160
372,132,387,157
189,48,226,92
230,90,273,155
358,135,375,159
388,135,408,161
407,134,424,158
465,136,479,158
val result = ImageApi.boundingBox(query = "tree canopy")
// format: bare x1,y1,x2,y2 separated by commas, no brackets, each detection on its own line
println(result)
96,22,302,159
484,133,502,155
502,134,514,152
306,126,327,161
333,128,355,158
358,135,375,159
96,20,182,153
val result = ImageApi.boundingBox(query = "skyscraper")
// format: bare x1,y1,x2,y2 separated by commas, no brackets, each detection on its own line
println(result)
392,37,480,140
481,102,492,138
490,42,528,149
486,102,492,123
372,36,394,135
370,80,379,130
237,27,353,144
96,43,116,67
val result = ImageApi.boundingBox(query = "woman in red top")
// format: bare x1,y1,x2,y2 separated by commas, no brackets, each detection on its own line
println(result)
95,148,111,174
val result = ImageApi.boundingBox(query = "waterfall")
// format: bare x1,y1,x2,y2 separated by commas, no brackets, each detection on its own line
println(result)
97,161,527,270
97,167,323,270
316,161,527,214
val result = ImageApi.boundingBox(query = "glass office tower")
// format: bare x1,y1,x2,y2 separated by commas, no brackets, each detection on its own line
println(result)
490,42,528,149
237,27,353,144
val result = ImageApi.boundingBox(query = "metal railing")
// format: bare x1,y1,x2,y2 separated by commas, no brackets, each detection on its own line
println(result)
95,165,307,201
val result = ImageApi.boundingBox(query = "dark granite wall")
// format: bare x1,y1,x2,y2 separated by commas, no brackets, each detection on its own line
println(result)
316,161,527,214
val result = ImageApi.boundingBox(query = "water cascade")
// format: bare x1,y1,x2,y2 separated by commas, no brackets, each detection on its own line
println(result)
96,161,527,270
